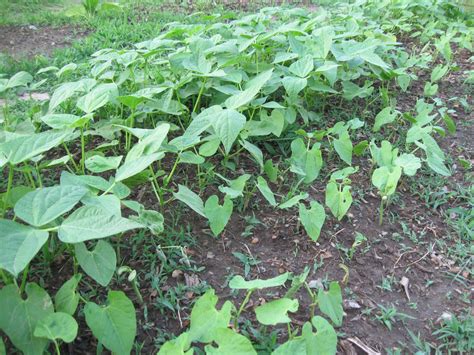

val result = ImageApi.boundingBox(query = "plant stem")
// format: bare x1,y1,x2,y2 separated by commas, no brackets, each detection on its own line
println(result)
234,290,253,329
192,79,207,114
0,269,11,284
19,264,29,295
132,280,144,305
379,198,384,226
80,127,86,174
62,143,80,172
2,164,14,218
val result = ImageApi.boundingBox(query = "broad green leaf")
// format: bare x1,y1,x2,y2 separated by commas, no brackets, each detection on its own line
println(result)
371,166,402,197
325,182,352,221
313,26,334,59
333,131,352,165
273,338,306,354
173,185,205,217
77,83,118,114
240,140,264,170
304,316,337,355
212,109,246,155
81,194,121,217
422,135,450,176
0,130,72,165
86,155,123,173
5,71,33,89
115,152,164,182
289,55,313,78
225,69,273,110
229,272,289,290
317,282,343,326
256,176,277,207
279,193,308,210
183,105,222,143
373,107,398,132
0,337,4,355
205,328,257,355
58,205,143,243
264,159,279,183
34,312,78,343
218,174,250,199
84,291,136,355
179,151,205,165
0,219,48,277
290,138,322,184
15,185,88,227
55,274,81,315
189,289,232,343
0,283,53,355
204,196,233,236
255,298,299,325
158,332,192,355
40,114,83,129
299,201,326,242
126,123,170,161
134,209,164,236
75,241,116,287
342,81,373,100
394,153,421,176
431,64,449,82
282,76,307,97
442,113,456,134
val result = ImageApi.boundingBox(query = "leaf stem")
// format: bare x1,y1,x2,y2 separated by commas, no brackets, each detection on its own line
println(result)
2,164,14,218
234,289,253,329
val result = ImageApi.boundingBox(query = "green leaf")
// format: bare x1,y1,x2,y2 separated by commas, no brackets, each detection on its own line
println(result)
212,109,246,155
317,282,343,327
442,113,456,134
179,151,205,165
264,159,279,183
290,138,322,184
229,272,289,290
325,182,352,221
0,130,72,165
84,291,136,355
255,298,299,325
422,134,450,176
0,283,54,355
115,152,164,182
5,71,33,89
158,333,192,355
125,123,170,161
40,114,83,129
279,193,308,210
394,153,421,176
289,55,313,78
0,219,48,277
282,76,307,97
14,185,88,227
371,166,402,197
189,289,232,343
373,107,398,132
240,140,264,170
204,196,233,236
225,69,273,110
34,312,78,343
333,131,352,165
205,328,257,355
173,184,205,217
0,337,5,355
58,205,143,243
86,155,123,173
218,174,250,199
55,274,81,315
431,64,449,82
77,83,118,114
353,140,368,156
134,209,164,236
75,241,116,287
304,316,337,355
81,194,121,217
256,176,277,207
298,201,326,242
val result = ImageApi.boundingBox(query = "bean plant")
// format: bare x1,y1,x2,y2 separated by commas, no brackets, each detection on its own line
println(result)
0,0,471,353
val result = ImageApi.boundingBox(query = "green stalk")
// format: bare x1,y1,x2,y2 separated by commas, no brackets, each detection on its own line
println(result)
80,127,86,174
164,157,180,187
2,164,14,218
0,269,11,284
19,264,29,295
234,290,253,329
62,143,80,172
192,79,207,114
379,198,384,226
132,280,144,305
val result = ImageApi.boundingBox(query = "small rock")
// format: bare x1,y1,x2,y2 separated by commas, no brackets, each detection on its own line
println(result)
308,279,323,289
171,270,183,278
343,300,362,310
206,251,215,259
28,25,38,31
278,267,285,273
437,312,453,323
251,237,259,244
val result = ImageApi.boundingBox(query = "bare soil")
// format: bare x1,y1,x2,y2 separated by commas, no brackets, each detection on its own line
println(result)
0,25,88,58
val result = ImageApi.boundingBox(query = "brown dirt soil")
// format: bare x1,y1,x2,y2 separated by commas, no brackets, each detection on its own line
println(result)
0,25,88,58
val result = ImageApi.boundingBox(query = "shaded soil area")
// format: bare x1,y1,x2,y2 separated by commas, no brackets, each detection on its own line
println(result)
0,25,88,58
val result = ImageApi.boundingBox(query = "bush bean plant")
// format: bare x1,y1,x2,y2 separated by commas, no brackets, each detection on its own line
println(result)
0,0,471,353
